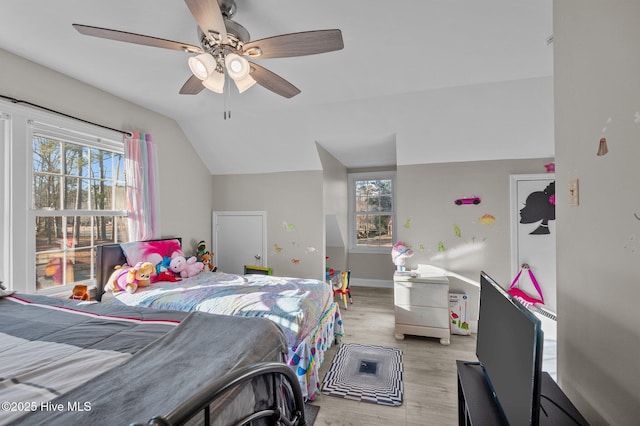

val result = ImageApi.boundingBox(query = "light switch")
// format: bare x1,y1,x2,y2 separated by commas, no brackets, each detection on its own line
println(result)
568,179,579,206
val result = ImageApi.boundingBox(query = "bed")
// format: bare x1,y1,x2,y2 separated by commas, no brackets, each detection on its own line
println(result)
96,238,344,401
0,292,307,426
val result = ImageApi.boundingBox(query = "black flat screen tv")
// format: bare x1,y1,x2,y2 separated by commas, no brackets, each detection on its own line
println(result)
477,271,544,425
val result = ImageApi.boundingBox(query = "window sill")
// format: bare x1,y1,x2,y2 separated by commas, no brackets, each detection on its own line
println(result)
349,247,392,255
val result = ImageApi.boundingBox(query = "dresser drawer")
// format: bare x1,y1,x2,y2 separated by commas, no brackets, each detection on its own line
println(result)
395,305,450,329
394,280,449,308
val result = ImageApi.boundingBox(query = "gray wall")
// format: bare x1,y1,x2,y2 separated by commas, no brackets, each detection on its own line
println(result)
396,159,553,286
349,159,553,287
211,171,325,279
318,144,348,273
1,48,213,292
554,1,640,424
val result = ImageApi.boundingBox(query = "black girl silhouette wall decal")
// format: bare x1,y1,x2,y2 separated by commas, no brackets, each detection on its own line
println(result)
520,181,556,235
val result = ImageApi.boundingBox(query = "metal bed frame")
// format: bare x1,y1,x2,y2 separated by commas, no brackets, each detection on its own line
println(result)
135,362,307,426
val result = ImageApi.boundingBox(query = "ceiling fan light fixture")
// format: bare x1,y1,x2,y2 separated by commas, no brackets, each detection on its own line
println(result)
225,53,250,80
202,68,225,93
233,74,257,93
188,53,217,80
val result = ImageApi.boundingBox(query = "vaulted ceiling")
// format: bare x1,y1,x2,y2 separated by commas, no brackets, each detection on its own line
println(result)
0,0,553,174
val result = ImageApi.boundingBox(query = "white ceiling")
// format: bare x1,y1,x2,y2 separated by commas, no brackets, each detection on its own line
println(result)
0,0,553,174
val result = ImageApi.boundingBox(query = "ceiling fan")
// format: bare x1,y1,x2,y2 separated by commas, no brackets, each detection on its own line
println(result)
73,0,344,98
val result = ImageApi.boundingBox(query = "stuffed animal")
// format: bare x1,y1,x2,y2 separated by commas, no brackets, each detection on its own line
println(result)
391,241,414,271
196,240,207,262
169,252,204,278
105,261,155,294
104,264,128,293
69,284,90,301
154,256,172,275
153,271,182,283
200,251,217,272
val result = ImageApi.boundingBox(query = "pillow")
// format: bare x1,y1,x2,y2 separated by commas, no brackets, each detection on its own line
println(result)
120,239,183,273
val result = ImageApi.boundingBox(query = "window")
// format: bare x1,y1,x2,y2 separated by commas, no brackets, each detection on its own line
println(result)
31,122,128,291
348,172,395,252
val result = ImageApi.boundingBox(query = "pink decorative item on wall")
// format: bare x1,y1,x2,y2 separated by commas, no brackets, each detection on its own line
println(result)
544,162,555,172
454,196,481,205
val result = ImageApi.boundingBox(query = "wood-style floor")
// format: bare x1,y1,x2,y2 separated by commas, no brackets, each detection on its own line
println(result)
311,287,478,426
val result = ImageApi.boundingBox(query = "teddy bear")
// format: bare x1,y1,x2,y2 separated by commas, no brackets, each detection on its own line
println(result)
69,284,90,301
105,261,155,294
169,252,204,278
200,251,217,272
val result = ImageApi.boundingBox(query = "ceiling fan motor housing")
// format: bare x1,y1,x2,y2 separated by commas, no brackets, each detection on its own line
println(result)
198,19,249,54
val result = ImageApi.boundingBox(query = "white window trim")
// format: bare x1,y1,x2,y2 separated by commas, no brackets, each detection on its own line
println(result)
1,98,125,295
0,113,9,292
348,171,396,254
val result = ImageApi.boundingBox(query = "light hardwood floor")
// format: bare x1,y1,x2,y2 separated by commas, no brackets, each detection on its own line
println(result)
311,287,478,426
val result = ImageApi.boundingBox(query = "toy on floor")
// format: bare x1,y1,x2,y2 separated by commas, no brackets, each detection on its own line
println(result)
69,284,90,301
105,261,155,294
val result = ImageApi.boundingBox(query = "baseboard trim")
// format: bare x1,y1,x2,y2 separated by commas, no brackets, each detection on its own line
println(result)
350,278,393,288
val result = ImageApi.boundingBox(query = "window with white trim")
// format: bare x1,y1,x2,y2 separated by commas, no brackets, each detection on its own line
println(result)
348,171,396,252
31,121,128,291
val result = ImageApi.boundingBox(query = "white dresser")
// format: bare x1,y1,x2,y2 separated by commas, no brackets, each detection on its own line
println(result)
394,271,451,345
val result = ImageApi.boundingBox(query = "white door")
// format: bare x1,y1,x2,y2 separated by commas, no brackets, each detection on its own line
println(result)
510,174,556,312
213,211,266,275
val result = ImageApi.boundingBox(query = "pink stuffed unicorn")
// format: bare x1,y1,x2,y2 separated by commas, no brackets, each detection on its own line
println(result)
391,241,414,271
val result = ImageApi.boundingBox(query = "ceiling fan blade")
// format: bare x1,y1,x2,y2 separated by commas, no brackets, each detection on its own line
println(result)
73,24,202,53
179,75,206,94
184,0,228,43
249,62,301,98
242,29,344,59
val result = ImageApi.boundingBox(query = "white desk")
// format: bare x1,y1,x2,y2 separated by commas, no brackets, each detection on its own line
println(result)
394,271,451,345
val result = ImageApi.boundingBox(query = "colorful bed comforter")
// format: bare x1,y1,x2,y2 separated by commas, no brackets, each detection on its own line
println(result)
106,271,330,346
104,271,344,399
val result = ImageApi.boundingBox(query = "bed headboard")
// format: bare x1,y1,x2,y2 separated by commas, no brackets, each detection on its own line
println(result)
95,238,181,301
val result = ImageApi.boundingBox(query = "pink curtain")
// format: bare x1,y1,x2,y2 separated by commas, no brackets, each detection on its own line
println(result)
124,131,159,241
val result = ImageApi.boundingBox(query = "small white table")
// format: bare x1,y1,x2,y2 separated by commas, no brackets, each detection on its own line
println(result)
393,271,451,345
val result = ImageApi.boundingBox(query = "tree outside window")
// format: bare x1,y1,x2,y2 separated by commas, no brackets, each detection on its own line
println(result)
350,172,395,251
32,131,127,290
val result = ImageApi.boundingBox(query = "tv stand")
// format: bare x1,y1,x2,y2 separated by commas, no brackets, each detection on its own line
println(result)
456,360,589,425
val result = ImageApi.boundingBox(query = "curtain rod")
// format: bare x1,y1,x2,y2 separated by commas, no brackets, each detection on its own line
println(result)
0,94,132,137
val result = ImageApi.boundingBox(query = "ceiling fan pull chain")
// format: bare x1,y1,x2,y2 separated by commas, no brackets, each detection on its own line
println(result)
224,77,231,120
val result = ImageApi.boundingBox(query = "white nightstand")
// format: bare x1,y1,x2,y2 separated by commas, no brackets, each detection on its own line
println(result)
394,271,451,345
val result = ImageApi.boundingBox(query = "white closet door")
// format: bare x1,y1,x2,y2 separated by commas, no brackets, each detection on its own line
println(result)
213,211,266,275
510,174,556,312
